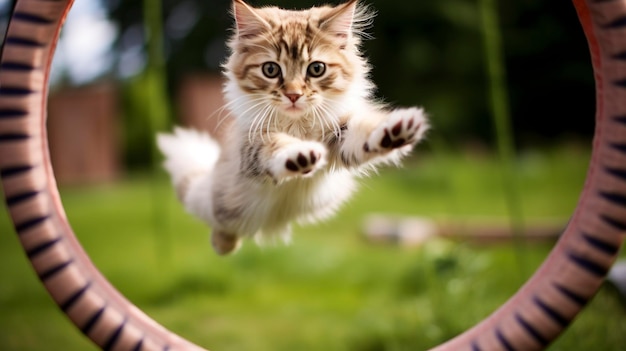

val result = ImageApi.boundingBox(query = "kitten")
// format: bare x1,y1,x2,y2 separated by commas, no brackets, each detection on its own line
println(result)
157,0,429,255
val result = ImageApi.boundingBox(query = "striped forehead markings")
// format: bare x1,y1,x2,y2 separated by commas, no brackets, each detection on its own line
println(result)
278,38,304,61
291,43,299,60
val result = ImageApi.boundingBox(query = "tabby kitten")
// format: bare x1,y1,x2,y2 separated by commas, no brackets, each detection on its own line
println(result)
157,0,429,255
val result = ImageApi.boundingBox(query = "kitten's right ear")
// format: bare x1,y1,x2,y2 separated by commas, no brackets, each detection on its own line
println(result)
232,0,270,39
319,0,358,41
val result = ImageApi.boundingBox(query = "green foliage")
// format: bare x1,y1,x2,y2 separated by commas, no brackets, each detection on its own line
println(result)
120,0,172,169
478,0,527,274
122,72,169,168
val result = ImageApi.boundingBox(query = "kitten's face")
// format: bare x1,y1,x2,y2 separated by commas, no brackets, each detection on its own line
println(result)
225,0,366,120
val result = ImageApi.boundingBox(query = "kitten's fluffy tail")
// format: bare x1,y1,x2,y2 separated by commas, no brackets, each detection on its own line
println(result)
156,127,220,200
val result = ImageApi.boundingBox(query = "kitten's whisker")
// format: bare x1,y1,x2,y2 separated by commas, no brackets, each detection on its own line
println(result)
309,108,317,130
215,96,267,132
215,109,238,131
311,106,325,141
258,105,273,143
210,94,264,121
316,103,337,135
240,99,271,124
264,107,275,142
318,102,342,139
251,103,273,143
248,105,267,143
273,107,279,132
249,110,260,142
249,105,270,143
234,97,268,117
209,98,244,120
310,107,320,139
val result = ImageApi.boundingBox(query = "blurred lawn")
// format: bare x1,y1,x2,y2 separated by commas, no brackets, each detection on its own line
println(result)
0,146,624,350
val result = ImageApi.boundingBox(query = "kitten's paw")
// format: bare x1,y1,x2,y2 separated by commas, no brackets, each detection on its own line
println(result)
364,107,428,153
270,141,327,180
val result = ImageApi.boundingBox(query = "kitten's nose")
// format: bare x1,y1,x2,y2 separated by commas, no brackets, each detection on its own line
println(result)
284,93,303,103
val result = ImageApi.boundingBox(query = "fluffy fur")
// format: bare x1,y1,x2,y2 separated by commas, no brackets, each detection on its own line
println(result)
157,0,429,255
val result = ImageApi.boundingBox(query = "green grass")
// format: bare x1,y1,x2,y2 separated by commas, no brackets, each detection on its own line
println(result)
0,148,624,351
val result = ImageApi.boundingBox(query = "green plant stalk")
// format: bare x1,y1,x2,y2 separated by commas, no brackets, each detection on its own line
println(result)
143,0,169,137
478,0,527,276
143,0,173,268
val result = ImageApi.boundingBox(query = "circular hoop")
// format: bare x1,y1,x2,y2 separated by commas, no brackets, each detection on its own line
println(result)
0,0,624,350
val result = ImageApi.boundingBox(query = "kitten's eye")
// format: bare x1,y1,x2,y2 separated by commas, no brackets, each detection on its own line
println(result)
307,62,326,78
262,62,281,78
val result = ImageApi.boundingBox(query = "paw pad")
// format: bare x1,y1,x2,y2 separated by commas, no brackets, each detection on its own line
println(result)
271,141,327,181
365,108,428,153
285,151,319,174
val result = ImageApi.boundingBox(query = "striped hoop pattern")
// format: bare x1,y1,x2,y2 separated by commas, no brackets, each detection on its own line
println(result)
0,0,624,350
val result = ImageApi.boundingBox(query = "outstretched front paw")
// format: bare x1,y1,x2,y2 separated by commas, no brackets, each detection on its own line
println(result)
270,141,327,181
365,107,428,153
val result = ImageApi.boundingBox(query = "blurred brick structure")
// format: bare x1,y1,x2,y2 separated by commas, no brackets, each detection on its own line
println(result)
176,73,229,142
47,83,121,185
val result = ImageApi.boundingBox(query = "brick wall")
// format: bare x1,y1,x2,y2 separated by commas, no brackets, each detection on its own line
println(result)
47,83,121,185
176,73,230,142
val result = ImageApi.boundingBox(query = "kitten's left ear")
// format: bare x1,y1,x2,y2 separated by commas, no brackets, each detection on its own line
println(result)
319,0,358,41
233,0,270,39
